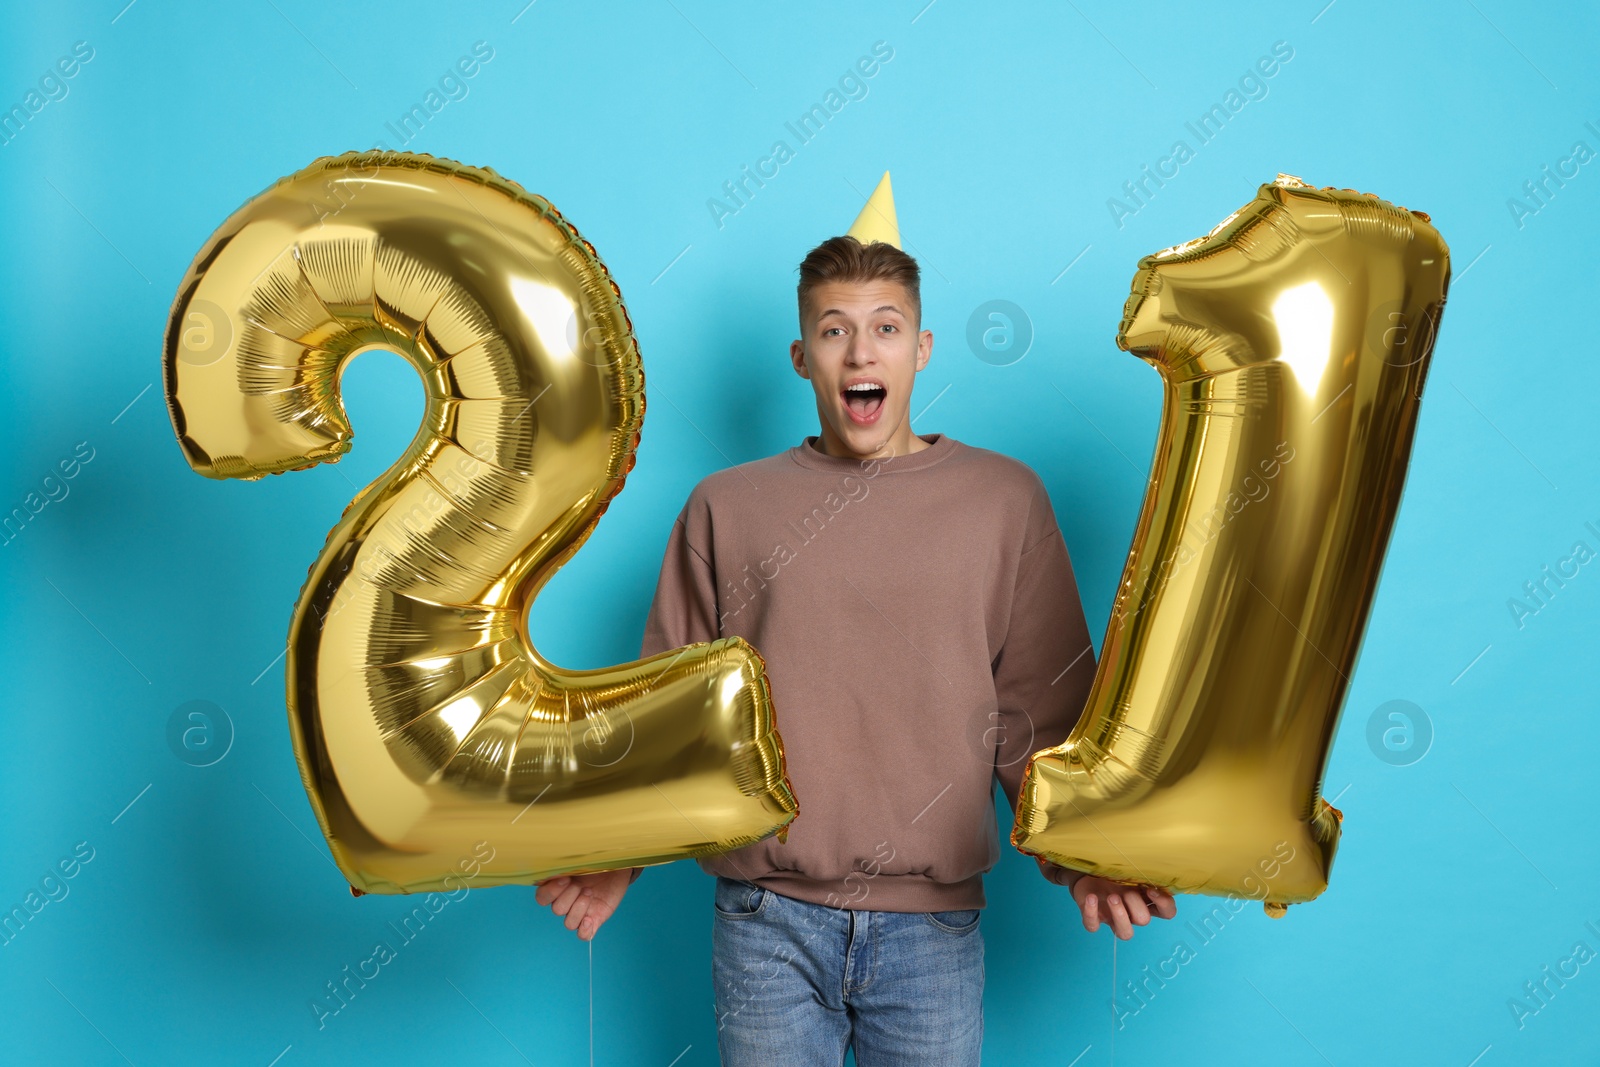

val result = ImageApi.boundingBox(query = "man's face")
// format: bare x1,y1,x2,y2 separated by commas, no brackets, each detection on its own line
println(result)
789,279,933,459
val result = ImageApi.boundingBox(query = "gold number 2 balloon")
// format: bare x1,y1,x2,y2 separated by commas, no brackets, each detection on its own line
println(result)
1014,175,1449,914
163,152,797,895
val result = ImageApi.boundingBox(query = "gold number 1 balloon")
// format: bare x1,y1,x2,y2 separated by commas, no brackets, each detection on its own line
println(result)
1013,175,1449,914
163,152,797,895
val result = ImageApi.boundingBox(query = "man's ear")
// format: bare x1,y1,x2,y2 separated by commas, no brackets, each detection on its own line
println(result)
790,338,810,379
915,328,933,372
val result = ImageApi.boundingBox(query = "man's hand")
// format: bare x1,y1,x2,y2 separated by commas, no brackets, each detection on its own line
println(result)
533,868,636,941
1071,875,1177,940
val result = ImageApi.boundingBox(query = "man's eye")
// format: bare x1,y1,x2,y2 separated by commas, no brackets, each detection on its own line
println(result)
824,327,843,337
879,324,897,333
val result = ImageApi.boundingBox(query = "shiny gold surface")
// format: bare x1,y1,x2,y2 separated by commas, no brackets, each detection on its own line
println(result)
1014,175,1449,914
163,152,796,895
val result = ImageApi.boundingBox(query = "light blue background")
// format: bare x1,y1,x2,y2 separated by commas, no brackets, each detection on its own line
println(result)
2,1,1597,1064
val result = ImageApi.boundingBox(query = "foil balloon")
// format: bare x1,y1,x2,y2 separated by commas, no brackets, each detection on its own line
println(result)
163,152,797,895
1013,175,1449,915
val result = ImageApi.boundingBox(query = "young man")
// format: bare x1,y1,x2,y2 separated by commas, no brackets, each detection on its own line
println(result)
536,178,1177,1063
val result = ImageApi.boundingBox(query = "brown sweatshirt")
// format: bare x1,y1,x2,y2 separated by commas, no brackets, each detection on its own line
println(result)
639,432,1096,911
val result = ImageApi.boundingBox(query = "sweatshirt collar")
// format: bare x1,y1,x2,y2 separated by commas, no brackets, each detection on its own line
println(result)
787,432,958,474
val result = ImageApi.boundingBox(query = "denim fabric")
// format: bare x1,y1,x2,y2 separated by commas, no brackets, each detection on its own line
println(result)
711,875,984,1066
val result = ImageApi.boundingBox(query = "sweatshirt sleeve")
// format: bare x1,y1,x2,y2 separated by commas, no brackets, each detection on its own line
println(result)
629,496,721,887
992,478,1098,891
640,499,721,660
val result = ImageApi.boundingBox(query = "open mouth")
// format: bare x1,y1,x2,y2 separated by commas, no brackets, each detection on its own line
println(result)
841,379,887,425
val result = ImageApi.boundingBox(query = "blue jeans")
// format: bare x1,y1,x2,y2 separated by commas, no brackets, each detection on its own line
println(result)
710,875,984,1066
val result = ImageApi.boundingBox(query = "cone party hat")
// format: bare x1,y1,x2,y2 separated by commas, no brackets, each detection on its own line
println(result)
846,171,900,249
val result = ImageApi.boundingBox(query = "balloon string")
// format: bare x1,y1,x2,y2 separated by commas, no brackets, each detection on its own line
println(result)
1110,935,1117,1067
589,938,595,1067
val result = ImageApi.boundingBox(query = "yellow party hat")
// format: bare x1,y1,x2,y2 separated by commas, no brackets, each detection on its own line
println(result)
846,171,900,248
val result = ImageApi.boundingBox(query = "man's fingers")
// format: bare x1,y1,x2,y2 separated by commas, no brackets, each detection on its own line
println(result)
587,893,616,923
550,881,585,917
1105,893,1132,939
534,876,571,907
1075,878,1178,939
532,871,635,942
580,897,615,940
565,891,592,932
